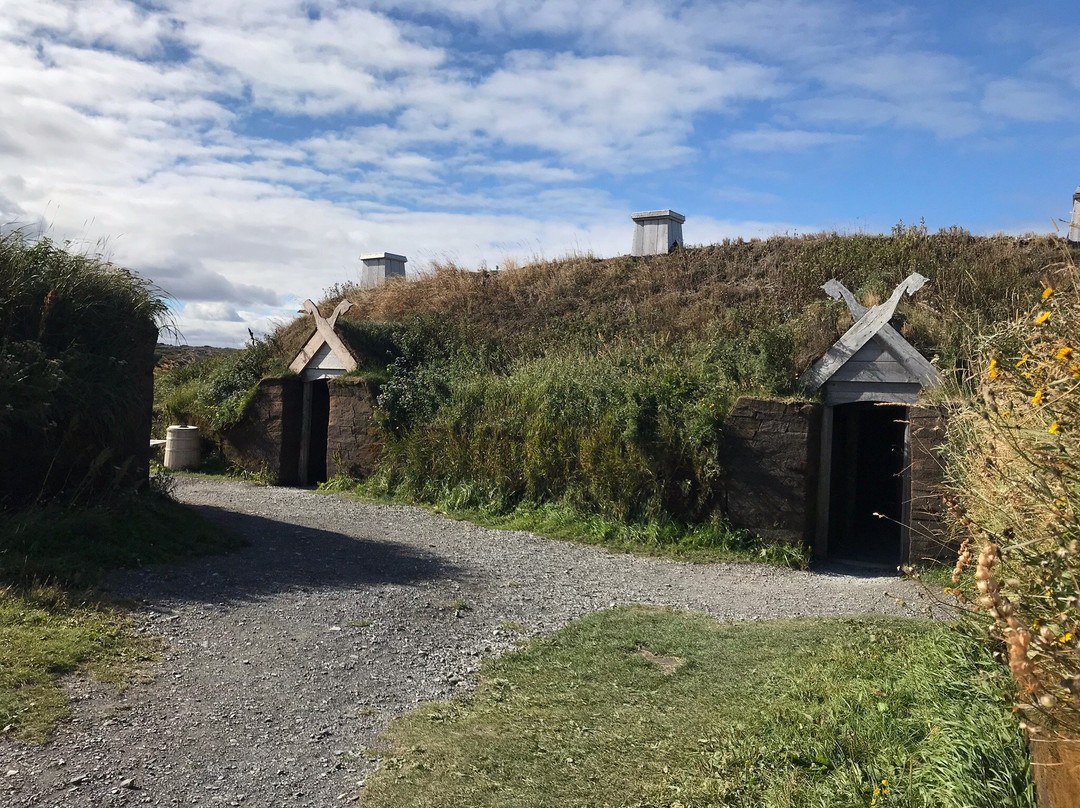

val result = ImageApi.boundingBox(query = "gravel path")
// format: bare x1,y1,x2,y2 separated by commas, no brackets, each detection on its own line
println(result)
3,478,932,807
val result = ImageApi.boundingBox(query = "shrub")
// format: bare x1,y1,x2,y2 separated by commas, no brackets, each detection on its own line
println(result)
0,233,167,507
373,340,736,523
154,334,286,434
945,245,1080,734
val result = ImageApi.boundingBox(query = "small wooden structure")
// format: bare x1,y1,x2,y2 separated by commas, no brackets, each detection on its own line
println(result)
801,274,942,565
1070,185,1080,245
360,252,407,288
631,210,685,256
288,299,358,484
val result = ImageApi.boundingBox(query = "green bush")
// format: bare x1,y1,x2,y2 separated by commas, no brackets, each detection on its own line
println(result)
0,233,167,507
373,340,737,523
154,335,286,434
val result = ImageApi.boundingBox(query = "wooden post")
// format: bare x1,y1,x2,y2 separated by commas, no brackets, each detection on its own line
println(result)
298,381,312,485
814,405,834,558
900,412,912,566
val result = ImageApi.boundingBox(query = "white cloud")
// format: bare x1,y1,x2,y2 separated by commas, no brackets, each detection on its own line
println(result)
170,0,443,116
183,301,243,321
725,127,860,152
0,1,1071,346
399,51,784,169
982,79,1071,123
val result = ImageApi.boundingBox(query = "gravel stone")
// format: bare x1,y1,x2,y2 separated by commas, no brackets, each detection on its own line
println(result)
1,478,932,806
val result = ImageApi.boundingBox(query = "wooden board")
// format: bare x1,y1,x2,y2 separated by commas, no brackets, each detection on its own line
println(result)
824,381,923,406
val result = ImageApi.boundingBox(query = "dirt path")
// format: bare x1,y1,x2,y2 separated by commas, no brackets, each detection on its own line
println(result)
2,478,932,807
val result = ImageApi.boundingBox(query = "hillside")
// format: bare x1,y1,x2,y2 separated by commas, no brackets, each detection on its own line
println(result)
157,227,1077,557
155,344,237,373
279,227,1075,373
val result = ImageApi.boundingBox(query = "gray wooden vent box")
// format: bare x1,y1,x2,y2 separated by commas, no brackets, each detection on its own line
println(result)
360,252,408,288
631,210,685,256
1070,185,1080,245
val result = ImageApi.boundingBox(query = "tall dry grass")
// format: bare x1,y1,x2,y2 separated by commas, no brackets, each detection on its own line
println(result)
285,228,1072,372
946,241,1080,733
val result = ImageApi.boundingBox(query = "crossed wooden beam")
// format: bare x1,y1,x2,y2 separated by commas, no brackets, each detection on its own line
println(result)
287,299,358,374
801,273,938,391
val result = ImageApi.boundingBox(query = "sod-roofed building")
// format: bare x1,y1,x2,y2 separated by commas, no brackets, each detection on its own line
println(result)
221,299,384,486
723,274,950,566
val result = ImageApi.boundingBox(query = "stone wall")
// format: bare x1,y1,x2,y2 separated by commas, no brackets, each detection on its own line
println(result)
221,376,302,485
326,378,381,479
906,404,952,563
723,397,822,546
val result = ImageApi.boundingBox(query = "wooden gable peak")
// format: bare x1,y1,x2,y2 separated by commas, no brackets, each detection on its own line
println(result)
801,274,939,393
288,298,358,378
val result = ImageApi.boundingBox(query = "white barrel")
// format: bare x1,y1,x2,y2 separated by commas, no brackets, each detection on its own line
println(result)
164,425,200,470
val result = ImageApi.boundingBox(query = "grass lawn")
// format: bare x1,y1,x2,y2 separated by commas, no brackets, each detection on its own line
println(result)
361,607,1033,808
0,587,156,743
0,489,242,741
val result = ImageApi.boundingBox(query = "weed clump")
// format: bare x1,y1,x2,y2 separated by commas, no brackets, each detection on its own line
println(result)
944,245,1080,734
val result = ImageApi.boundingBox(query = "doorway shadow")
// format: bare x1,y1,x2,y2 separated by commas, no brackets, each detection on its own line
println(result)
808,558,905,580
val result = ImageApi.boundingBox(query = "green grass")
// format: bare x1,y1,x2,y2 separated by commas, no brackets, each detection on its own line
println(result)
361,608,1033,808
0,490,242,741
0,587,157,743
453,498,809,567
0,488,243,589
348,480,808,567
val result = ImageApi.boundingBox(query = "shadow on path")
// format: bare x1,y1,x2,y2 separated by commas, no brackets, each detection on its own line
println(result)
807,559,905,580
110,503,464,605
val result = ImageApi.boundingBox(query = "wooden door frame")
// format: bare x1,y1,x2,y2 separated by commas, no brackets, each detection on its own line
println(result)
814,402,911,564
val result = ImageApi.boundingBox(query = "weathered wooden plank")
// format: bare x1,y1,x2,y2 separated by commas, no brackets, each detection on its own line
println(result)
831,361,921,384
298,381,312,485
849,340,893,362
300,342,348,381
288,330,322,373
803,274,936,391
804,311,939,390
875,328,938,386
825,381,922,406
801,311,890,389
814,405,833,559
648,222,663,254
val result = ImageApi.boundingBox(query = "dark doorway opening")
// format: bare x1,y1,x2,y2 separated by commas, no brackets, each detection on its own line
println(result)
303,379,330,485
828,403,907,565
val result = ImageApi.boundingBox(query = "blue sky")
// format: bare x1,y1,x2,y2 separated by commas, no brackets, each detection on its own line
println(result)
1,1,1077,346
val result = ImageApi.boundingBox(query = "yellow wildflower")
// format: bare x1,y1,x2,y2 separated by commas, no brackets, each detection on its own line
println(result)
1058,346,1074,360
988,358,999,379
1050,423,1061,434
882,780,888,786
1033,389,1045,405
874,788,881,796
871,800,877,806
1060,633,1073,644
1043,287,1054,299
1036,311,1051,324
1017,354,1031,367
